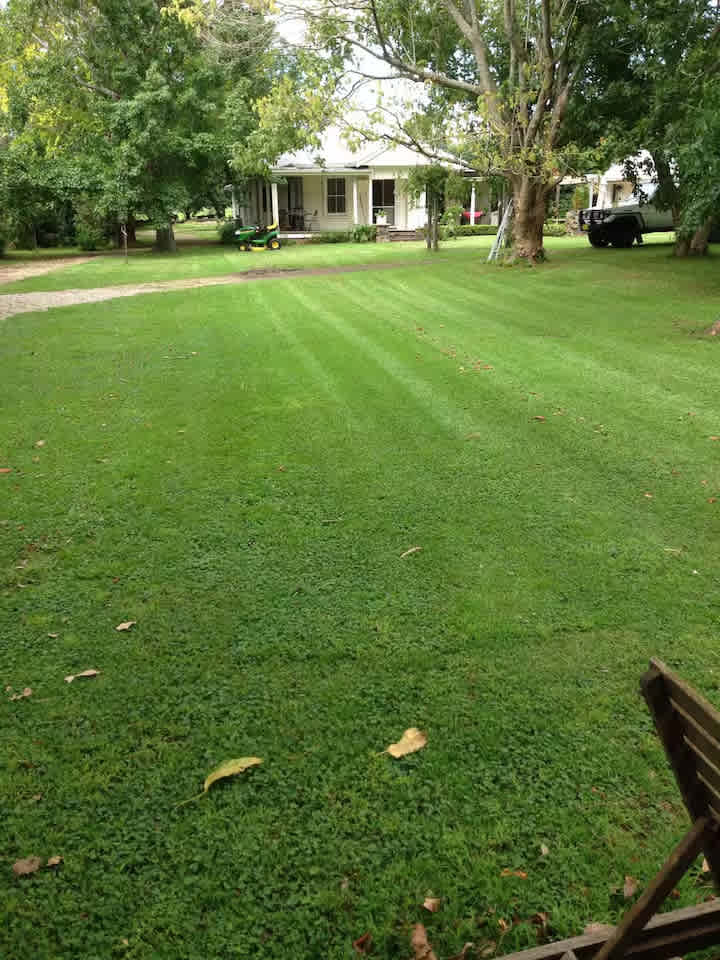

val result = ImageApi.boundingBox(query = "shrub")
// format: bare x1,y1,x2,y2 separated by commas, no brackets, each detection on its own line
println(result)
352,224,377,243
74,202,106,250
439,204,464,239
456,224,498,236
218,220,239,244
543,222,568,237
308,231,352,244
75,222,105,251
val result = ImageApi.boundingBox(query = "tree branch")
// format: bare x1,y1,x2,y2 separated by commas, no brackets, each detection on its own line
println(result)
444,0,502,127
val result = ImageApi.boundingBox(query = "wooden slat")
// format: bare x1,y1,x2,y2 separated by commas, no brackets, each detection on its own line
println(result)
683,737,720,803
673,695,720,772
593,817,714,960
658,659,720,746
641,662,720,885
498,899,720,960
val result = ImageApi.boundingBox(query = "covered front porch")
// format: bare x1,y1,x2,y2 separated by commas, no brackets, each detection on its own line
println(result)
233,172,424,237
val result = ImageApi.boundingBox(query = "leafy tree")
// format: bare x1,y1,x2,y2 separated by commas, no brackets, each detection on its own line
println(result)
0,0,274,249
293,0,608,262
567,0,720,256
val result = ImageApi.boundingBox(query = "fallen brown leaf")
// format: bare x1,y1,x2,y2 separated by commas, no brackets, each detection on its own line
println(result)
0,467,12,474
644,492,653,498
500,868,528,879
31,794,42,802
532,416,546,422
400,546,422,559
709,498,718,504
623,876,638,899
115,621,136,631
531,912,549,933
64,669,100,683
13,856,43,876
352,932,372,955
711,437,720,441
422,897,442,913
34,440,46,448
411,924,438,960
46,855,63,868
48,633,58,638
9,687,32,701
386,728,427,758
703,857,711,873
447,943,474,960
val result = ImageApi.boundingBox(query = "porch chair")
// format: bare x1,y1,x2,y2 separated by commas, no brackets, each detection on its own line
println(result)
502,658,720,960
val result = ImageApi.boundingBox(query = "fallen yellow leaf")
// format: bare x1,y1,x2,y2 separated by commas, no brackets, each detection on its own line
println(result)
400,546,422,559
179,757,263,806
46,855,63,868
9,687,32,701
64,669,100,683
387,728,427,758
115,621,136,631
422,897,442,913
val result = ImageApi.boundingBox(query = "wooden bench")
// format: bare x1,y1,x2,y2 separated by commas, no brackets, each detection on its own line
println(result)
501,658,720,960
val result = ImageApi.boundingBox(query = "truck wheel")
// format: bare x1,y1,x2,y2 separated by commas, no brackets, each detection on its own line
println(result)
610,221,637,249
589,232,609,248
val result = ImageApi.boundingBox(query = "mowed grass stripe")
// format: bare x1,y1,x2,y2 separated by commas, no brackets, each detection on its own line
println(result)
3,248,720,960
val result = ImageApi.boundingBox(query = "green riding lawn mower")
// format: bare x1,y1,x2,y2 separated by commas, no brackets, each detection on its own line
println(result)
234,221,281,252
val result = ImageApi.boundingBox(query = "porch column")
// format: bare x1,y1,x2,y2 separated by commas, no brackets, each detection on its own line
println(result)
353,177,359,225
469,183,476,225
368,175,373,224
271,181,279,226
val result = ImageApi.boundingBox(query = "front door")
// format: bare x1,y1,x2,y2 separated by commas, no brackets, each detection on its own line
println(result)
287,177,304,229
372,179,395,225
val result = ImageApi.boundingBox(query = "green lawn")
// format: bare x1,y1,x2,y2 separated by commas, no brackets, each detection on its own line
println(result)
3,241,720,959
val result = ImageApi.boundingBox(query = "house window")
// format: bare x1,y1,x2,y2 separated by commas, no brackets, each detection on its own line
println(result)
612,184,624,205
327,177,346,214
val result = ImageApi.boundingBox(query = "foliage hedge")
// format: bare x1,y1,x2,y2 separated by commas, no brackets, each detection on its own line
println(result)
218,221,239,244
455,224,498,236
453,223,569,238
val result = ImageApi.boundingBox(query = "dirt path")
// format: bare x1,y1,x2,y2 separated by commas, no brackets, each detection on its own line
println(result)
0,260,435,321
0,255,96,286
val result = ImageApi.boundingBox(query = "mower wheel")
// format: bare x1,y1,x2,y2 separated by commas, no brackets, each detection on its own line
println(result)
237,242,250,252
268,238,281,250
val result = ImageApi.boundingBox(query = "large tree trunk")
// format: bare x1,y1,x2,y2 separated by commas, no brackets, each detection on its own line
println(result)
510,177,549,263
690,218,713,255
154,221,176,252
675,218,713,257
127,217,136,245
